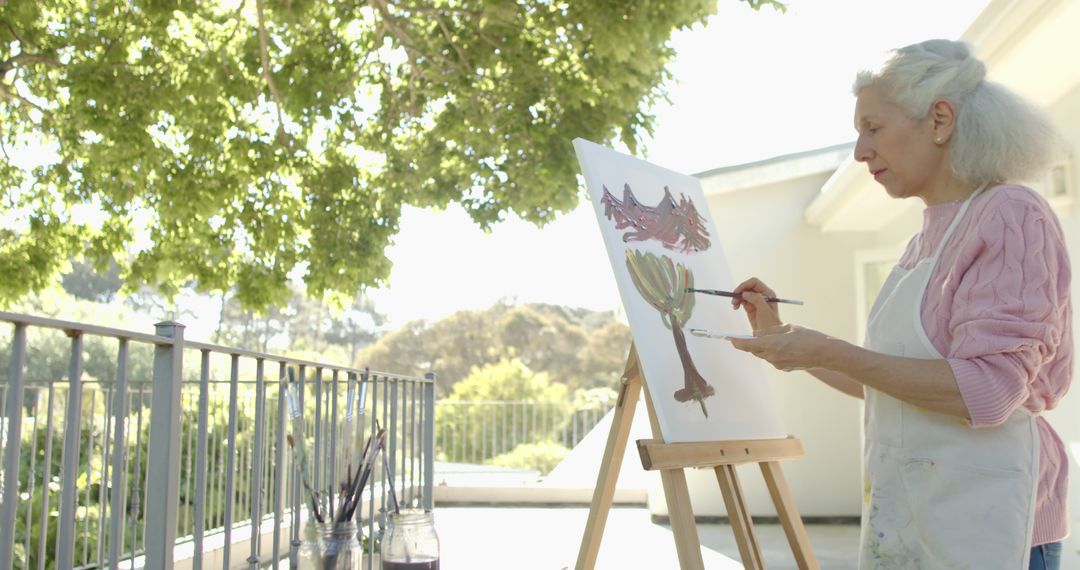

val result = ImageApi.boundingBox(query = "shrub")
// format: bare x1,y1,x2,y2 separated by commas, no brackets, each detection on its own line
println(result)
488,440,571,475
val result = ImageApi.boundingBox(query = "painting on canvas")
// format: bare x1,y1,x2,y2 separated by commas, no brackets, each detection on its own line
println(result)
573,138,786,443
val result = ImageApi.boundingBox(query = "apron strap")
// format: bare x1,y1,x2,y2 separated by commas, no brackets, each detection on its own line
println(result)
929,183,990,261
911,182,991,361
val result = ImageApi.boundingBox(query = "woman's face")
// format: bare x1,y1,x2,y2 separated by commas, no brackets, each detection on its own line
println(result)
853,85,946,203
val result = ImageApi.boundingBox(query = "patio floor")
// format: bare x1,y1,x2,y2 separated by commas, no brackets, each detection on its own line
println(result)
435,505,1080,570
435,506,861,569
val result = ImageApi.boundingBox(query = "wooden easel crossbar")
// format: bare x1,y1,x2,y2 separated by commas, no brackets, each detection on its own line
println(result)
575,345,819,570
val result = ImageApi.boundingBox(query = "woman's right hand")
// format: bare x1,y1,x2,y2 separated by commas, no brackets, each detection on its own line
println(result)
732,277,782,331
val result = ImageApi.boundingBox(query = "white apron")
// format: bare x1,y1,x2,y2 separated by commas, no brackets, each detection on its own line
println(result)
860,187,1039,569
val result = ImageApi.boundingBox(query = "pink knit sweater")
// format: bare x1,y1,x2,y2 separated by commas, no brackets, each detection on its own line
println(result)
897,184,1072,546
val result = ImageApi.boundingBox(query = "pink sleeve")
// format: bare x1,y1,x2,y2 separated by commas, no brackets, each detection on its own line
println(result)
946,200,1069,428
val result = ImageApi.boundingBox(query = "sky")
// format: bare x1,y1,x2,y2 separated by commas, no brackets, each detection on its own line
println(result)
366,0,992,330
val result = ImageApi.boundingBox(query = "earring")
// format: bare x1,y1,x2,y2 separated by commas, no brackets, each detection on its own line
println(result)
934,137,944,144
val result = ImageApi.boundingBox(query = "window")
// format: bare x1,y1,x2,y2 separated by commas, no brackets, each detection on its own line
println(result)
1049,160,1072,200
1032,157,1074,211
853,247,905,344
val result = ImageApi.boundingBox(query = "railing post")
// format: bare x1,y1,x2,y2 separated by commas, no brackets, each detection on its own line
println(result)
223,354,240,567
108,339,132,568
248,358,267,569
408,381,417,507
56,330,85,570
290,365,307,568
329,370,340,516
0,323,27,570
312,368,323,512
193,350,211,570
388,378,398,514
422,373,436,512
273,362,287,565
145,321,186,569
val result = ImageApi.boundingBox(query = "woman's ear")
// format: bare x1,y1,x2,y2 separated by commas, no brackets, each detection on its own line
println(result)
930,98,957,144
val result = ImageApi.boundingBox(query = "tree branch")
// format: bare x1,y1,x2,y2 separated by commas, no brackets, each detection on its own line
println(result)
0,52,62,76
357,24,384,75
0,82,50,117
0,124,10,162
435,14,471,72
97,0,135,64
4,21,28,49
10,53,61,67
217,0,247,81
369,0,423,113
384,1,480,18
255,0,289,144
398,8,462,73
370,0,473,115
225,0,247,45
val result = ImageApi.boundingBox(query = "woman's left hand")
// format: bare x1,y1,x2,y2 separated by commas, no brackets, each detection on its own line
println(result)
729,324,833,372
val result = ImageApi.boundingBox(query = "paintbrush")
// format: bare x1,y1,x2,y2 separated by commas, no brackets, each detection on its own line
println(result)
337,424,386,523
685,288,804,305
285,367,324,522
287,433,325,523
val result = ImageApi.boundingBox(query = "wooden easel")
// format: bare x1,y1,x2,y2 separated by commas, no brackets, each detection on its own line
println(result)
575,345,819,570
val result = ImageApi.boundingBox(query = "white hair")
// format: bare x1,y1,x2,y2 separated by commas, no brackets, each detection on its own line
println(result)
853,39,1062,187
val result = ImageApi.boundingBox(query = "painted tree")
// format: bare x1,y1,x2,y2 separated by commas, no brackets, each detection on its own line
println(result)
601,183,711,252
0,0,783,310
624,248,713,417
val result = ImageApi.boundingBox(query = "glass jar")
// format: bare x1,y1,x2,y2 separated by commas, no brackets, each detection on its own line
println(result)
297,521,324,570
320,520,365,570
382,509,440,570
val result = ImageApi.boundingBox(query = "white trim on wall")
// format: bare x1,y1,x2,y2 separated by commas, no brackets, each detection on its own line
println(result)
853,245,906,344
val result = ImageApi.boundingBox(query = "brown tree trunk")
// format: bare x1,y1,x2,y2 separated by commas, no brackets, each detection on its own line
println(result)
669,317,715,417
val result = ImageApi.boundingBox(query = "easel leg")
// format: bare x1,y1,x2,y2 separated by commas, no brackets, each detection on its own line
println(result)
715,464,765,569
760,461,820,570
642,374,705,570
575,347,644,570
659,468,706,570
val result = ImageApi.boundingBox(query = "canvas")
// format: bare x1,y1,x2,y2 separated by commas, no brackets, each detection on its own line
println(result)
573,138,786,443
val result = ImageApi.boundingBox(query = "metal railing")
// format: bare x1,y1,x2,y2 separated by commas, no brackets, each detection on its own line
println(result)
434,400,612,468
0,312,435,569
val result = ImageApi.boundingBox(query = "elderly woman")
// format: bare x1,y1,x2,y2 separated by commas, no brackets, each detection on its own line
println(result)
730,39,1071,570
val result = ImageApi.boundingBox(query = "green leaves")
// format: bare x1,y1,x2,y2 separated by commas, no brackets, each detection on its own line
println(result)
0,218,80,302
624,249,695,328
0,1,777,310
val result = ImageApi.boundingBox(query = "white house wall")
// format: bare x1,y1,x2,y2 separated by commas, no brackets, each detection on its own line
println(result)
1043,80,1080,522
647,171,871,518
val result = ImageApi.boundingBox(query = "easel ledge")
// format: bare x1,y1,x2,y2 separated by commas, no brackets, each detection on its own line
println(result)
637,435,804,471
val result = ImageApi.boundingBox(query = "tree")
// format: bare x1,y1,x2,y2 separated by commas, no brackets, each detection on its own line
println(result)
436,357,569,463
356,301,630,394
215,291,290,352
59,258,123,303
359,308,501,391
213,282,384,355
320,294,385,363
0,0,783,310
624,249,713,416
497,304,587,384
576,320,632,389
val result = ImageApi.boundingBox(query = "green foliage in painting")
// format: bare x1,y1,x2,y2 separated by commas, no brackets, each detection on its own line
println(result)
624,249,714,416
0,0,783,310
624,249,695,329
